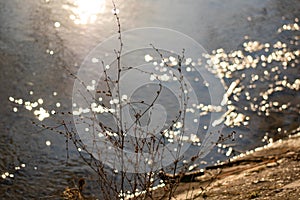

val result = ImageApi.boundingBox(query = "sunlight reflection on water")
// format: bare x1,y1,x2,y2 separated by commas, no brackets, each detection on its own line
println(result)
62,0,106,25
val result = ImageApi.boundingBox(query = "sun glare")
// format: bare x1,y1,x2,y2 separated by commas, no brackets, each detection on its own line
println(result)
63,0,106,25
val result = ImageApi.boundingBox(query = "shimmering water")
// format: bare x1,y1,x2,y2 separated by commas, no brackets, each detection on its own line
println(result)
0,0,299,198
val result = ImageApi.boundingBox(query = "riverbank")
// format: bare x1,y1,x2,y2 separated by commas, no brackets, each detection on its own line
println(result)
152,132,300,200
